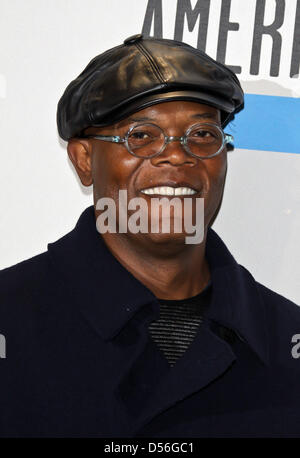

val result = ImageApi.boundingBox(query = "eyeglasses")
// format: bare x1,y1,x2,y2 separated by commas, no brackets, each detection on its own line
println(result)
81,122,234,159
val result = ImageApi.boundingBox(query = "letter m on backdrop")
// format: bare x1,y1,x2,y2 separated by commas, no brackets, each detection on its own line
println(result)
142,0,210,51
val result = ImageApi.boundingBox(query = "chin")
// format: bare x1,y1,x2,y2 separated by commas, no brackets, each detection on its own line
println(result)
143,231,190,247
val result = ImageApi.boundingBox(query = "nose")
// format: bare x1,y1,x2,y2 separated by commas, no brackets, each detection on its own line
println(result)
150,137,198,167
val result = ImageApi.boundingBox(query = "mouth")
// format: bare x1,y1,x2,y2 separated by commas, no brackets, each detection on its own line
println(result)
140,185,198,197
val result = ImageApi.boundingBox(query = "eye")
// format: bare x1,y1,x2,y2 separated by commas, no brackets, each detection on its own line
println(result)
128,124,163,149
188,126,220,145
130,131,151,140
192,129,214,138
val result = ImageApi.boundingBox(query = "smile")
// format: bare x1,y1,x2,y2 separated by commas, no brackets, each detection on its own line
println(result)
140,186,197,196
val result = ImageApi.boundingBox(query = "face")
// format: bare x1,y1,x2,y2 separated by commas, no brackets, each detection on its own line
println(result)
67,100,228,246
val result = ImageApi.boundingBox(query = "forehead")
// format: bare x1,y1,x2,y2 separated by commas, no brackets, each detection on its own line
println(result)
117,100,220,126
83,100,221,135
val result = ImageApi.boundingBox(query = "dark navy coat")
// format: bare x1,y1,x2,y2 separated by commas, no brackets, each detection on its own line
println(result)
0,206,300,437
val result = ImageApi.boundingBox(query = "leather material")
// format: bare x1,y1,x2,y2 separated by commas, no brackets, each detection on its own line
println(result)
57,35,244,141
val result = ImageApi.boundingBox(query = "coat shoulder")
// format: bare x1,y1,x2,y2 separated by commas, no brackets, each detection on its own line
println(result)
256,280,300,319
0,251,52,290
0,249,62,313
254,279,300,366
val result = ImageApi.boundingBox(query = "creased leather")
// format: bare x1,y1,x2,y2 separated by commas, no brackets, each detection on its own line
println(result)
57,35,244,141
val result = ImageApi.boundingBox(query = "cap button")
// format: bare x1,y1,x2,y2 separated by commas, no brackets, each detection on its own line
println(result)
124,34,143,45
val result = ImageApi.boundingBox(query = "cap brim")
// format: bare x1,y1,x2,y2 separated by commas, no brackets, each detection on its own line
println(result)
91,90,233,128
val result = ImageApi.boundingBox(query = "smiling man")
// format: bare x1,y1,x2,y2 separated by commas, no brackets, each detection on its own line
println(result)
68,100,225,298
1,35,300,438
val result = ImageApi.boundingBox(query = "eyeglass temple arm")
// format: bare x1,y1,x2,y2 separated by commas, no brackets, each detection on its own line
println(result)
83,135,125,143
225,133,234,144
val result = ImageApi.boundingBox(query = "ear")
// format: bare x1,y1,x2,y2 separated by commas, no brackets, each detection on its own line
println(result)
67,138,93,186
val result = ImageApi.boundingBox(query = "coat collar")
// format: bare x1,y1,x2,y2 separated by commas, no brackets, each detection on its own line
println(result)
47,205,270,366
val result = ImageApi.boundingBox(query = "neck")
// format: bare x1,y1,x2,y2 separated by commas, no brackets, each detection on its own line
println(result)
99,229,211,301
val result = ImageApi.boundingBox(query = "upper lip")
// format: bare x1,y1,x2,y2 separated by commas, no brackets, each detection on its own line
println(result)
139,181,200,192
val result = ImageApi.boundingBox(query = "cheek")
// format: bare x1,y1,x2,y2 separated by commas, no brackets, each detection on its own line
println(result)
203,153,227,215
91,148,141,199
208,153,227,189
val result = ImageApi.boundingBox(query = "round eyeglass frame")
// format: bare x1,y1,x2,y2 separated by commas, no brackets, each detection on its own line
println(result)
82,122,234,159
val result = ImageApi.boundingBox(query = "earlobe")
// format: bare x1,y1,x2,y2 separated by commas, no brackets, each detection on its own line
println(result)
67,139,93,186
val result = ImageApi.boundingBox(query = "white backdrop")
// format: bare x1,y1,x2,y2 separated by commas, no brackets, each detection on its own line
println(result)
0,0,299,304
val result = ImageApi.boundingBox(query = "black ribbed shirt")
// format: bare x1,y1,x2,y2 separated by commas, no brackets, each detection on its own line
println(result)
149,281,212,366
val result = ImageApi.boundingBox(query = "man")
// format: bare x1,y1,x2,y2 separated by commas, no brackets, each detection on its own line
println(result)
0,34,300,438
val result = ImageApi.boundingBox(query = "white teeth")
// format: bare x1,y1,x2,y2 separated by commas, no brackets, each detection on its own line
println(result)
140,186,197,196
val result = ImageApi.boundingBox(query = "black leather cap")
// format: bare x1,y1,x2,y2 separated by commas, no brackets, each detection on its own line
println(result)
57,35,244,140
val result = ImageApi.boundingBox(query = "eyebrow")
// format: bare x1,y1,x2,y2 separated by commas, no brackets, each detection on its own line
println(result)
125,116,154,123
191,113,219,120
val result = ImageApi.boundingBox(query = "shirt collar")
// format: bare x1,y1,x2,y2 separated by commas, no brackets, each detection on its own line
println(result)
48,205,269,366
